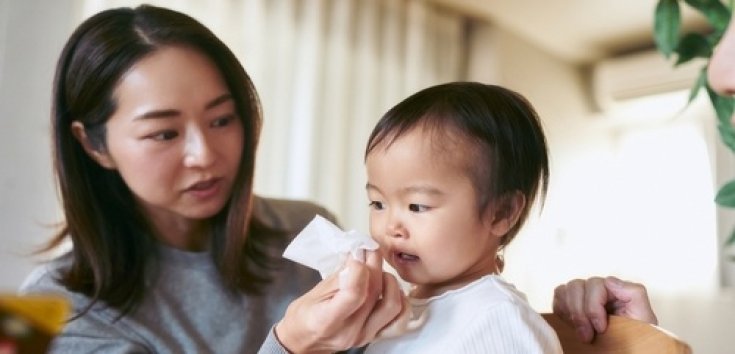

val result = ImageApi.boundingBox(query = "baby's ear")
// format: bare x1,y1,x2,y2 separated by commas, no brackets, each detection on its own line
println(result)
70,121,116,169
486,191,525,237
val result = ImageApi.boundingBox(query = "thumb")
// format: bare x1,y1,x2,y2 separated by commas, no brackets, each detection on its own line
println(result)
604,276,658,325
326,258,370,320
604,276,635,301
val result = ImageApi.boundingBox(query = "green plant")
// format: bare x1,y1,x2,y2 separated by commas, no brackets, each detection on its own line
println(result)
654,0,735,246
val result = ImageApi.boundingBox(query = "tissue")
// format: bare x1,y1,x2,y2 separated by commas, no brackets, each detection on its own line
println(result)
283,215,379,279
283,215,427,339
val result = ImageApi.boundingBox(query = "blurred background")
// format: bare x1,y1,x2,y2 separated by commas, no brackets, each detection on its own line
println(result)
1,0,733,351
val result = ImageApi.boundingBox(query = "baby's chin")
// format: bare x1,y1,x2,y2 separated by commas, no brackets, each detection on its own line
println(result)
381,260,411,282
391,267,424,288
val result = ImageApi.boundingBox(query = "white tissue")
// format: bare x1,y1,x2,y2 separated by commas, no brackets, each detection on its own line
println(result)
284,215,427,338
283,215,379,279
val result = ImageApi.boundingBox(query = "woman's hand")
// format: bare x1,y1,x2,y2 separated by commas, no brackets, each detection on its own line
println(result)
552,276,658,343
275,251,403,353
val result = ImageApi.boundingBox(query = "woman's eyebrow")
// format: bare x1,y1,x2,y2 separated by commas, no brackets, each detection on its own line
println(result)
205,93,233,110
133,94,233,120
135,109,180,120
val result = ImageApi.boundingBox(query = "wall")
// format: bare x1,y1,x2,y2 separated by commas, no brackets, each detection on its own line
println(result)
466,21,611,307
0,0,79,291
464,19,733,354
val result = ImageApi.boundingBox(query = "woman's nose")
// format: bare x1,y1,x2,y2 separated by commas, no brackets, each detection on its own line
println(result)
183,129,215,168
708,20,735,97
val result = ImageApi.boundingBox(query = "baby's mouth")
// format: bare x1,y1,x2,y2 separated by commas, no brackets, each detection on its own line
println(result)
397,252,419,262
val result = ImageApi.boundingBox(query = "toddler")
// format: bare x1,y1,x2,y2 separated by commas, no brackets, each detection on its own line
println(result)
364,82,562,353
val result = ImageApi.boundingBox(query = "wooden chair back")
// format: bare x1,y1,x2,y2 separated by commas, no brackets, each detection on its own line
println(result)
542,313,692,354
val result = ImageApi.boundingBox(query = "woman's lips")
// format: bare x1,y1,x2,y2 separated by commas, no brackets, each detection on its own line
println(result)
185,178,221,199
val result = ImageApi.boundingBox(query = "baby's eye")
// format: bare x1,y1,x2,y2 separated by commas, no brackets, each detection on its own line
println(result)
408,204,429,212
368,201,385,210
148,130,178,141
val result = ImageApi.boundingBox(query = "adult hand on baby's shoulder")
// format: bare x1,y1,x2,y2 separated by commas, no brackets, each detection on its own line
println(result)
275,251,403,353
552,276,657,343
599,276,657,324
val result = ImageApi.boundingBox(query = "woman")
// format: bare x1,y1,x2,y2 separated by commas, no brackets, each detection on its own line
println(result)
20,5,399,353
19,4,656,353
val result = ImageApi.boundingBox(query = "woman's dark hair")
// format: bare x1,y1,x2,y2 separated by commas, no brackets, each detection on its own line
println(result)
365,82,549,247
45,4,271,315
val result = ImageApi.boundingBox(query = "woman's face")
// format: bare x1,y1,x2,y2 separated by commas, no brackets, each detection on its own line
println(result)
708,17,735,122
78,46,244,234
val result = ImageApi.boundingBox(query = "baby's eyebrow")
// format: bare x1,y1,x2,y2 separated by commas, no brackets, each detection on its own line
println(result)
366,183,443,196
403,185,443,196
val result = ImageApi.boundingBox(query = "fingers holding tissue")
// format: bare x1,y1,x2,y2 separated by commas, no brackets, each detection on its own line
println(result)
275,255,375,353
276,216,423,352
283,215,379,279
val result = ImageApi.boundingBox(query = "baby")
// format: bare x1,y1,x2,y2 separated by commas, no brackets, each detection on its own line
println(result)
364,82,562,353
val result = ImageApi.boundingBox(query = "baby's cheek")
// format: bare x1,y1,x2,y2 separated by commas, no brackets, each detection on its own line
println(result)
370,234,384,248
376,243,389,258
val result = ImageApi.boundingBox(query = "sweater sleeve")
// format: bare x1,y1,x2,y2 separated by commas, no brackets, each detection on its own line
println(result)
456,301,562,354
257,326,367,354
257,326,290,354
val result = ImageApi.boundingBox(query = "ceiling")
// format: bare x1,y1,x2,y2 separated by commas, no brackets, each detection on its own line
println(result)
429,0,710,64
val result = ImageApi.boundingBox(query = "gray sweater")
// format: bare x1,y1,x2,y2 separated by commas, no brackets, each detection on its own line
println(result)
20,197,331,354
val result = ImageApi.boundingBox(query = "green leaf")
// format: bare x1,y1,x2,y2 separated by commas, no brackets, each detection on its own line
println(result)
716,96,735,123
683,0,732,32
687,66,708,103
706,28,725,47
716,180,735,207
707,84,735,124
674,32,713,65
655,0,682,58
717,122,735,152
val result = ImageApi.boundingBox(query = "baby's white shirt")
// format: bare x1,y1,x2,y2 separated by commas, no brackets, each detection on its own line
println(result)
366,275,562,354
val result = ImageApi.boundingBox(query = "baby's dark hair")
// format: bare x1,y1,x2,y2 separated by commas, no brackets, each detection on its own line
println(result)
365,82,549,247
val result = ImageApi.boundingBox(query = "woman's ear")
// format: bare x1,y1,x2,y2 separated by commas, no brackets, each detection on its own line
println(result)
486,191,526,237
70,121,116,169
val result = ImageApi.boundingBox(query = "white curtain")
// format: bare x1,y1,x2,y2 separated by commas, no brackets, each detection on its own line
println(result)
78,0,465,231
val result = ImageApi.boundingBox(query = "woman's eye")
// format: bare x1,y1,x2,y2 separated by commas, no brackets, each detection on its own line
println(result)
148,130,178,141
409,204,429,212
212,115,236,128
368,201,384,210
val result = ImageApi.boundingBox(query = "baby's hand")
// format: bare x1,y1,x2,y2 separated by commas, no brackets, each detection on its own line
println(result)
375,295,427,339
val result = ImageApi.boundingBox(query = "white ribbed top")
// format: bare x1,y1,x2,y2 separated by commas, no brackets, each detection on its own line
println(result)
366,275,562,354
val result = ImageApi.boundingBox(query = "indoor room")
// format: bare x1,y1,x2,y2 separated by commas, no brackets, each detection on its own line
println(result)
1,0,733,352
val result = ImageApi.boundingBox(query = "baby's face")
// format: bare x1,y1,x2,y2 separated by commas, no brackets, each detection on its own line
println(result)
365,126,500,298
